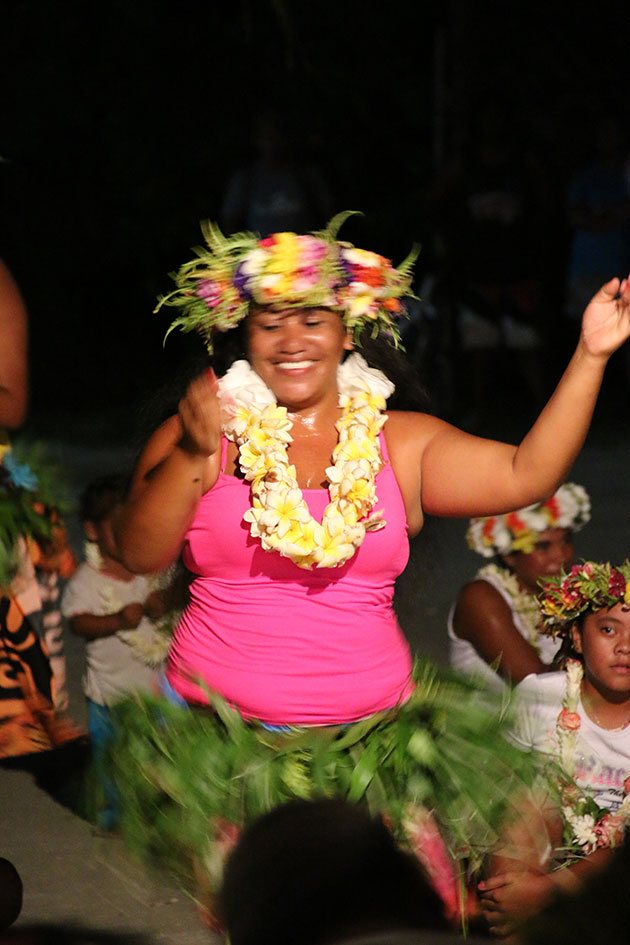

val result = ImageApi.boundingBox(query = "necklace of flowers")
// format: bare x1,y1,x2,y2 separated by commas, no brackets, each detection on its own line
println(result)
476,564,543,650
84,542,174,668
555,658,630,855
218,353,395,569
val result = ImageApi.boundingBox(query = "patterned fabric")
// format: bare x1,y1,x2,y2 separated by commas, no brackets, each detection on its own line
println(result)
0,592,83,758
36,570,68,711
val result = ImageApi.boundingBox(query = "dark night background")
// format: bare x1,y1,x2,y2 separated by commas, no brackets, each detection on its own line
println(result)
2,1,629,448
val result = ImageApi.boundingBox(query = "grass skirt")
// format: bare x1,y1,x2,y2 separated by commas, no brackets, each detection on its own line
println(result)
106,659,538,916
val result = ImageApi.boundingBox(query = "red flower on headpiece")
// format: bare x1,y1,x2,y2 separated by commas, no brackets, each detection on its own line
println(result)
608,569,626,598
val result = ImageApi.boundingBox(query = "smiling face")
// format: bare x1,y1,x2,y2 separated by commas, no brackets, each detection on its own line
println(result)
572,603,630,700
245,306,353,411
503,527,575,594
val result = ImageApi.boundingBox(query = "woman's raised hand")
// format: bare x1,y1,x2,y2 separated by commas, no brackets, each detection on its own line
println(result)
177,368,221,458
580,275,630,358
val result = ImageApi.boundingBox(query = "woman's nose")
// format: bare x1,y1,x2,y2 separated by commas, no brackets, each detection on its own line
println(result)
278,320,306,353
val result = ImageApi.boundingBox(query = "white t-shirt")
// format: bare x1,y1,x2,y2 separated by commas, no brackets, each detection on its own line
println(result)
61,563,160,706
512,671,630,813
447,568,560,692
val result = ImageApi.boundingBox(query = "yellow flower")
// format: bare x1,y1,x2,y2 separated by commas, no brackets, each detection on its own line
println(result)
311,524,358,568
259,487,310,538
224,358,386,570
340,476,375,511
277,520,319,562
348,294,373,319
351,390,387,413
266,233,300,275
334,437,380,466
243,498,265,538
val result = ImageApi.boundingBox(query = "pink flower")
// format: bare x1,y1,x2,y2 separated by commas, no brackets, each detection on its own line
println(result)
557,709,581,732
404,807,461,921
595,813,625,848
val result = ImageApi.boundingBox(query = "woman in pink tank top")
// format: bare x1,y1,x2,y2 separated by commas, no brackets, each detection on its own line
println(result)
111,215,630,930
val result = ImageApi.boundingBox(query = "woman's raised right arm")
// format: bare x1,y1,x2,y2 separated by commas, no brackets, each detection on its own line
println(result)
117,372,221,573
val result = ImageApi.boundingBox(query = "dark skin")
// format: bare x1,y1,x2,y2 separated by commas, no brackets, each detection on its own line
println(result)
452,528,575,684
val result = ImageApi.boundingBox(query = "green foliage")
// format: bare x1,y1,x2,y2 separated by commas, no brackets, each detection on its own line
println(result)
0,438,73,589
109,659,538,897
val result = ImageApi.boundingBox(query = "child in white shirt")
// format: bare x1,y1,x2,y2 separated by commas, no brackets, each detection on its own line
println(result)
479,560,630,937
61,474,173,828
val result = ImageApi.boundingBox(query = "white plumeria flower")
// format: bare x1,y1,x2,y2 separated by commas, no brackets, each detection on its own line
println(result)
223,352,391,569
219,359,276,409
259,487,311,538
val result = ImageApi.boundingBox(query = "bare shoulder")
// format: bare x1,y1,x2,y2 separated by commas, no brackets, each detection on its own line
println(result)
453,579,515,642
384,409,447,462
455,579,508,615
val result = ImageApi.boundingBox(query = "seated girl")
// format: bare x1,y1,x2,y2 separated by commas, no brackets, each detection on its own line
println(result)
479,559,630,938
448,483,590,690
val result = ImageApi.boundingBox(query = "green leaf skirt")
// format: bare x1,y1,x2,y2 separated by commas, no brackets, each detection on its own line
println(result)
106,659,537,897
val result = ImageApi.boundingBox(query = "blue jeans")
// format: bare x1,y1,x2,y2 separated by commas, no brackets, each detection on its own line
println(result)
87,699,119,830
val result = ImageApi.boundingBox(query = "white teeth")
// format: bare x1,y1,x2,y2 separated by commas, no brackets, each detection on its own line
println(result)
277,361,313,370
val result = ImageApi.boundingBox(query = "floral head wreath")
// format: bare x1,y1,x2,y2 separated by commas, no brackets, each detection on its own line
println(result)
155,211,418,352
465,482,591,558
538,560,630,637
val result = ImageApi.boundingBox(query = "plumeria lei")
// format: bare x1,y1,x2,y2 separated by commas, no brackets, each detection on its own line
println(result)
539,560,630,637
555,659,630,856
466,483,591,558
218,353,394,569
156,212,418,352
476,564,543,648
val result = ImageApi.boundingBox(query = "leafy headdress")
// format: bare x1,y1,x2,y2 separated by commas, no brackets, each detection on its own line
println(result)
156,212,419,352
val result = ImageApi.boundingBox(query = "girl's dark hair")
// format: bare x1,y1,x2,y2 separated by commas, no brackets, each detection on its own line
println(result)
217,798,447,945
79,475,129,522
550,617,584,670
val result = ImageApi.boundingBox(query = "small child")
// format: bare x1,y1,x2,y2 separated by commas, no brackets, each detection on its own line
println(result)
61,474,174,828
479,559,630,936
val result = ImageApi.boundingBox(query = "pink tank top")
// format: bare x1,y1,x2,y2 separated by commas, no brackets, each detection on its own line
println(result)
166,432,414,724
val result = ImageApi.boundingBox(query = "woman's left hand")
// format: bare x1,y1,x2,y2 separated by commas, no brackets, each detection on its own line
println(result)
478,870,555,937
580,275,630,358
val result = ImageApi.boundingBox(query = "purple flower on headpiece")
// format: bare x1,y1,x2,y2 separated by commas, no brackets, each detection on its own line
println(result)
196,279,221,308
233,263,253,301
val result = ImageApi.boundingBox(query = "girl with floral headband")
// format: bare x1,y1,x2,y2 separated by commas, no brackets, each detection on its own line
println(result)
479,560,630,938
448,483,591,691
109,213,629,924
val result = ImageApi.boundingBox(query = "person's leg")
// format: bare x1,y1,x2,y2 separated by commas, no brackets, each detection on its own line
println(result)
86,699,119,830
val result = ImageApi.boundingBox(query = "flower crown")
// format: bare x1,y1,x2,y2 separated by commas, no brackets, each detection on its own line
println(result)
539,560,630,636
155,212,418,352
466,483,591,558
